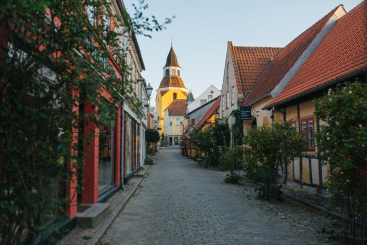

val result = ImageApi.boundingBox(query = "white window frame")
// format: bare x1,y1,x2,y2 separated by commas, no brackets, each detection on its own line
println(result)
169,118,173,126
176,118,181,126
226,91,229,109
231,86,235,105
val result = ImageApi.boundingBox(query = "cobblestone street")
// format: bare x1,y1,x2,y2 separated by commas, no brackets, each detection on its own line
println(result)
101,147,332,245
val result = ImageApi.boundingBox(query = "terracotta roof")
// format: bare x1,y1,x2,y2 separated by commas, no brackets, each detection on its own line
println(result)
166,99,187,116
265,2,367,109
195,97,221,130
160,91,168,96
229,43,283,97
243,5,342,106
159,76,187,89
164,46,180,68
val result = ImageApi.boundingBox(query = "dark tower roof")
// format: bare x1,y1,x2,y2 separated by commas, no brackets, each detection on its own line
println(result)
164,46,180,68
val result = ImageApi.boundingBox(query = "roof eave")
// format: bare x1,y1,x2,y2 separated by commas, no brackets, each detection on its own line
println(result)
264,67,367,109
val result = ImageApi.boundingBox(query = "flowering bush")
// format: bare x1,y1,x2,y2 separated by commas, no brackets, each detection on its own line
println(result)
243,120,307,200
314,81,367,201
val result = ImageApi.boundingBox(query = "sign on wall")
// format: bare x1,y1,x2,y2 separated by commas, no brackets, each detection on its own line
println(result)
240,106,251,120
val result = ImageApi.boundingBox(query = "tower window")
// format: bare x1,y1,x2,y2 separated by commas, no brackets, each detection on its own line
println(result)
165,69,169,76
172,69,176,76
173,93,177,100
178,70,180,76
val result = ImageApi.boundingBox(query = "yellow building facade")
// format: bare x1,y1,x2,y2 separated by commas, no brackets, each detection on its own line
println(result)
155,46,188,136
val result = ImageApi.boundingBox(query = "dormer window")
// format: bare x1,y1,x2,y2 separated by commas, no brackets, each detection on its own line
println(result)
165,69,169,76
173,93,177,100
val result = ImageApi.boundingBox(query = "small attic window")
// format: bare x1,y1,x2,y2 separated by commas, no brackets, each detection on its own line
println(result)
173,93,177,100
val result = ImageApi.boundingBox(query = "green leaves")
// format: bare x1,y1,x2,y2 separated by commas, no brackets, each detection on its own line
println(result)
314,81,367,200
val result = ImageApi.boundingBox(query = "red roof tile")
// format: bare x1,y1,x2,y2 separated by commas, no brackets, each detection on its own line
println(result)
159,76,186,89
266,2,367,108
244,5,342,106
195,97,221,130
166,99,187,116
229,42,282,98
160,91,168,96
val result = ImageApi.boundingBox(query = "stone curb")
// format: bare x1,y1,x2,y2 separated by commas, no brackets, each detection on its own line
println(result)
86,165,152,245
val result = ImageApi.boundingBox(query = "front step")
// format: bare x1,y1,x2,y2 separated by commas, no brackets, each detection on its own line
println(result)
76,203,110,228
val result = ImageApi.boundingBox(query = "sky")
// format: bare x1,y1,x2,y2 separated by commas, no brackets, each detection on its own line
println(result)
124,0,363,106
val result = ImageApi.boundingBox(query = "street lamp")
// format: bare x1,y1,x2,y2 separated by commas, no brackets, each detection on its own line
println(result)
146,83,153,98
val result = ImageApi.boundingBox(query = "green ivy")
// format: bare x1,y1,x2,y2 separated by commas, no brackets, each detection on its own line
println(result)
0,0,173,243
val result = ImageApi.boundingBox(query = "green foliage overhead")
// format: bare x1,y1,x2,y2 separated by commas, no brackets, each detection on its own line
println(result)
314,81,367,201
0,0,173,243
145,128,160,143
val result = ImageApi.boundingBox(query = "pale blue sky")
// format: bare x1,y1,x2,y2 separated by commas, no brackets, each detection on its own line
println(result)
124,0,363,105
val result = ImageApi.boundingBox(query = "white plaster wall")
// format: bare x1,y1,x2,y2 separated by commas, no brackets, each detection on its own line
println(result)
187,85,221,113
219,45,238,128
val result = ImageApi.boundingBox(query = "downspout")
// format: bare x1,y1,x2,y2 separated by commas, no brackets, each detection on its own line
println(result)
121,99,126,189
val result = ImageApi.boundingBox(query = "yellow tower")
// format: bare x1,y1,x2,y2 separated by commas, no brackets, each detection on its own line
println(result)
156,46,188,136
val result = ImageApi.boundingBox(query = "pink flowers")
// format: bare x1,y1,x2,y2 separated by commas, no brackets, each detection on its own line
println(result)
320,152,324,156
330,99,332,101
349,90,352,94
362,144,365,148
335,121,339,126
211,132,214,135
198,143,200,145
326,150,329,153
340,172,344,175
327,137,330,141
328,157,331,160
328,88,332,95
195,140,197,142
359,124,363,128
326,132,329,135
211,140,214,143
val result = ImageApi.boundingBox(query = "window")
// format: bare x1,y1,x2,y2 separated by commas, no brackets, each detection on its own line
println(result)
172,69,176,76
301,118,315,151
176,118,181,126
208,95,213,100
227,62,230,81
191,119,195,125
169,118,172,126
222,96,225,111
177,70,180,76
291,121,297,129
173,93,177,100
231,86,235,105
165,69,169,76
200,99,207,105
226,91,229,109
103,8,110,49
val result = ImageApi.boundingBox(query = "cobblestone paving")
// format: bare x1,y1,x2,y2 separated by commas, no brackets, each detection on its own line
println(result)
101,148,332,245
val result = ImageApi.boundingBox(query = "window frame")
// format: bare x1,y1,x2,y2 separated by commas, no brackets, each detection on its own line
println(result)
169,118,173,126
301,117,315,152
176,118,181,126
173,93,177,100
226,91,229,109
222,96,225,111
231,86,235,105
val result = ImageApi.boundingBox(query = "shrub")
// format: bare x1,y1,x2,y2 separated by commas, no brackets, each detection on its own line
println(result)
243,121,307,200
144,157,154,165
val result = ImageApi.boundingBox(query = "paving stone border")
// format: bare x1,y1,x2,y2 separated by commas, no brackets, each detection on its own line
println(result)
56,165,151,245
